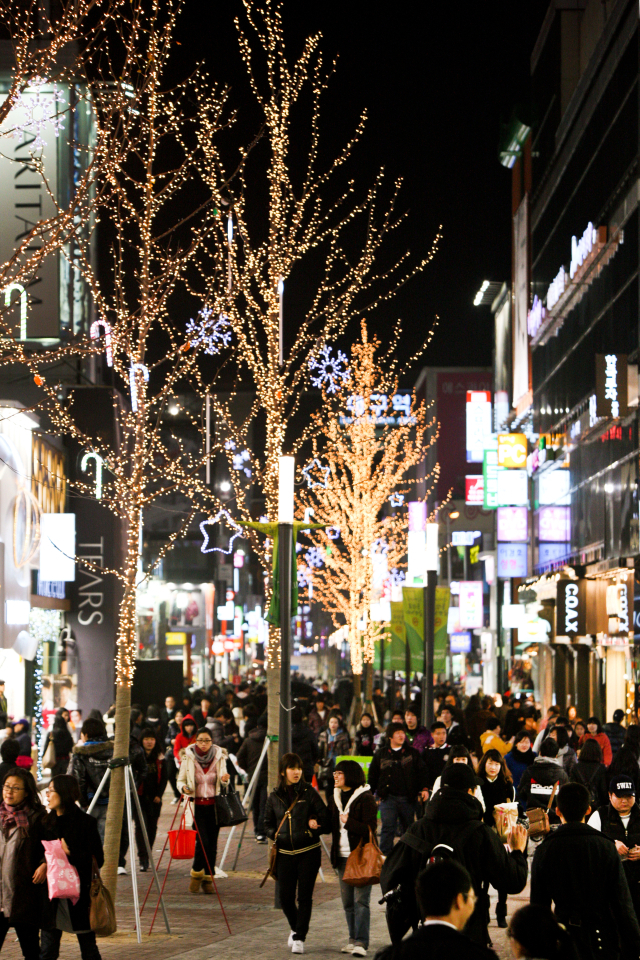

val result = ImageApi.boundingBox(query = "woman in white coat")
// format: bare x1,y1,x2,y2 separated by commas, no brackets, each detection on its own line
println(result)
177,727,232,893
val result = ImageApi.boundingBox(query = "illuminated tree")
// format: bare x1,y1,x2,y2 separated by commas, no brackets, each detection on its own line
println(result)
297,322,439,707
196,0,440,780
0,0,232,897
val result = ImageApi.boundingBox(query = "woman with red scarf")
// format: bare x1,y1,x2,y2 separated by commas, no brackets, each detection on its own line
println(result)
0,769,46,960
177,727,232,893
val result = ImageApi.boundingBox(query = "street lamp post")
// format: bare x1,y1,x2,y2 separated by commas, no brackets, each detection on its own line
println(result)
421,522,439,730
277,456,295,759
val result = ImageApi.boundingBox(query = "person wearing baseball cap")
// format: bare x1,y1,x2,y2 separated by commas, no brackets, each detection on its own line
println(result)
588,775,640,921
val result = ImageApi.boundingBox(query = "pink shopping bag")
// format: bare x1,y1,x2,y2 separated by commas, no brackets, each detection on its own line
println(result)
42,839,80,905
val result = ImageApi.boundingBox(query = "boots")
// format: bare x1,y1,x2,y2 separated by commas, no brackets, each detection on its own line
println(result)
496,905,507,929
189,868,204,893
202,874,214,894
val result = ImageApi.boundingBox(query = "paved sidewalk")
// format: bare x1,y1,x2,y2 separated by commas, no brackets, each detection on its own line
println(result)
0,792,522,958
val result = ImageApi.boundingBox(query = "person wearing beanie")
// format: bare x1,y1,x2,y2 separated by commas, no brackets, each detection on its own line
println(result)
379,755,527,947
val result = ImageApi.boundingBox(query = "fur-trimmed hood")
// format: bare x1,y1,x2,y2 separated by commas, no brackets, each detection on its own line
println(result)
72,739,113,758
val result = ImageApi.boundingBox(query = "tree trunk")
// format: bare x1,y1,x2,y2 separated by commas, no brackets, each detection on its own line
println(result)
102,681,130,899
267,628,281,788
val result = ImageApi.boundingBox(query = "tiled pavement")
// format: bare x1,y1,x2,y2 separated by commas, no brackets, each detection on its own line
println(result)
0,792,523,959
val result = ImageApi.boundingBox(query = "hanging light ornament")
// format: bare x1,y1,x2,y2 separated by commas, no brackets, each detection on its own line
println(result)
89,319,113,367
11,77,65,150
309,345,351,394
186,308,232,355
129,363,149,412
200,508,244,555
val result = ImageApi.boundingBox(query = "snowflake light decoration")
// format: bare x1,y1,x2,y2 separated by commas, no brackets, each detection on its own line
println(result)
327,526,341,540
389,492,404,507
305,547,324,569
309,345,350,394
200,508,243,555
302,458,330,489
390,568,406,587
371,538,389,557
186,308,232,355
297,565,311,588
11,77,65,150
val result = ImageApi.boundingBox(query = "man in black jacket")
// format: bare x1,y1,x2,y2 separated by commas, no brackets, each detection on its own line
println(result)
423,721,449,790
236,718,269,842
368,722,428,855
379,763,528,946
531,781,640,960
67,718,114,841
291,706,319,781
375,859,498,960
588,775,640,922
603,709,626,758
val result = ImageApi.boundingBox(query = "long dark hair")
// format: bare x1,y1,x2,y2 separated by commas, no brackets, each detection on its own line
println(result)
50,774,81,812
509,904,571,960
578,738,603,764
139,727,161,760
3,768,42,810
586,716,603,734
477,748,513,785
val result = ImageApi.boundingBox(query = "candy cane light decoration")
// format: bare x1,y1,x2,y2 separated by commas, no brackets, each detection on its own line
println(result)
129,363,149,412
89,319,113,366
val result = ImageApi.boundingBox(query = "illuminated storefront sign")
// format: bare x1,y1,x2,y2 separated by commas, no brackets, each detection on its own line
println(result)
557,580,586,637
466,391,492,462
497,469,528,506
538,470,571,506
497,506,528,542
595,354,628,419
527,295,546,339
497,543,528,578
497,433,528,468
538,506,570,542
465,475,484,505
459,581,483,629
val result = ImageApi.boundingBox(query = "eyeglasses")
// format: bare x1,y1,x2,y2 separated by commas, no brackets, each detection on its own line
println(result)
3,786,25,793
196,739,212,745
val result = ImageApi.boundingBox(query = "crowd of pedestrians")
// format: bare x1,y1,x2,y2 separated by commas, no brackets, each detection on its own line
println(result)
1,677,640,959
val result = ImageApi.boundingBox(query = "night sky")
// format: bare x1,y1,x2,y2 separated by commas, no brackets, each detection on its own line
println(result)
176,1,549,383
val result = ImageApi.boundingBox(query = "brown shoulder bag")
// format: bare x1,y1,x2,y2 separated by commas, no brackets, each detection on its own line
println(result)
343,827,384,887
527,781,559,839
89,857,117,937
259,795,299,888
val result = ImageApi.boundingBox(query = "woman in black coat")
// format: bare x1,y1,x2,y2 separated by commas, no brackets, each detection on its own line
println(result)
136,728,168,870
327,759,378,955
477,749,516,929
43,710,75,778
40,774,103,960
570,738,609,810
264,752,329,951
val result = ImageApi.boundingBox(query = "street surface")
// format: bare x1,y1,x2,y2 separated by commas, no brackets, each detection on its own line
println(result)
0,793,522,959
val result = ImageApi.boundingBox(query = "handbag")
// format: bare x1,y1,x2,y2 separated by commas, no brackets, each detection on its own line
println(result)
527,781,559,839
259,795,299,888
89,857,117,937
343,827,384,887
493,802,519,843
42,738,56,771
42,839,80,904
215,784,248,827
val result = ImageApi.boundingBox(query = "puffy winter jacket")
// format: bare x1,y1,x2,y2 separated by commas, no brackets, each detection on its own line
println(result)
264,780,329,852
603,722,626,758
368,743,428,800
173,714,197,760
517,757,568,817
404,724,433,754
236,727,268,786
67,739,114,807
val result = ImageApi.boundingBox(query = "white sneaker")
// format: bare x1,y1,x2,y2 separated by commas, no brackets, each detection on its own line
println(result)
341,945,354,954
117,866,127,876
291,941,304,954
288,931,295,948
351,947,367,957
214,867,228,878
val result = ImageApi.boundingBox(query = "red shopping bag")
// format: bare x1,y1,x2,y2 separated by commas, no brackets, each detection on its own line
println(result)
42,839,80,905
168,808,196,859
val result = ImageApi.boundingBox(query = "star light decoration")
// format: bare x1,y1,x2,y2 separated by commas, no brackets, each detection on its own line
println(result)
302,458,330,489
327,526,340,540
186,308,232,355
200,508,244,555
11,77,65,150
309,345,351,394
389,492,404,507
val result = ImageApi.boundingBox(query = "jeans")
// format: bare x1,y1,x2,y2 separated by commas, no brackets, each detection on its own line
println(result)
193,803,220,875
88,804,107,843
0,914,39,960
252,783,268,836
40,929,102,960
379,795,416,856
337,858,372,948
276,846,321,941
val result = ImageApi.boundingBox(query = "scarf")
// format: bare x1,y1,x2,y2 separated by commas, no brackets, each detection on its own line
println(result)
333,783,370,815
192,742,217,768
0,800,30,835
